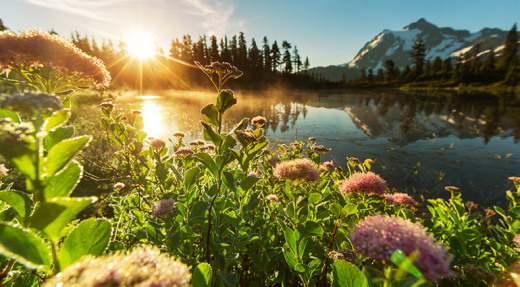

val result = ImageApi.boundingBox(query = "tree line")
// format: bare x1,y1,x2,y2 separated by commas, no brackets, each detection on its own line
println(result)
353,24,519,87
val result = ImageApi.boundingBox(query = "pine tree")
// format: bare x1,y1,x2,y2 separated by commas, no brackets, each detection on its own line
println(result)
384,60,397,82
497,24,518,71
209,35,219,62
249,38,261,70
410,37,426,78
282,41,292,73
262,37,271,72
303,57,310,73
480,48,495,73
0,18,7,31
292,46,302,73
271,41,281,73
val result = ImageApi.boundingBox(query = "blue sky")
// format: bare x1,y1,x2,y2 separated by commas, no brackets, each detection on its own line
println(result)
1,0,519,67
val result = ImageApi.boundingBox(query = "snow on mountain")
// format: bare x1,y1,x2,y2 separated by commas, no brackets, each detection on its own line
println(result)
346,18,509,70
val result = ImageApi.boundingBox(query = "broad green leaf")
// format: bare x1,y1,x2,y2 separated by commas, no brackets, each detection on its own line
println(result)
201,121,222,146
58,218,111,269
390,250,423,279
44,161,82,199
8,151,37,182
216,90,237,113
219,272,239,287
42,109,71,133
29,197,95,239
201,104,219,127
184,167,200,191
44,135,90,177
192,262,212,287
0,109,21,123
195,153,219,176
0,223,51,270
44,126,75,150
223,171,236,192
284,228,298,254
332,260,368,287
308,193,322,205
0,190,33,218
240,176,260,191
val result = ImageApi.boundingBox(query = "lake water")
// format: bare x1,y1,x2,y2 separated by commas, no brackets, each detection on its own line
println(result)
115,89,520,207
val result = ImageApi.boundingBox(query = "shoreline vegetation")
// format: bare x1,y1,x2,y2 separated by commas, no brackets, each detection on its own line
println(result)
0,25,519,286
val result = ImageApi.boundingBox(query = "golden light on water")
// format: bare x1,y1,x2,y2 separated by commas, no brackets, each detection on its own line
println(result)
140,97,175,139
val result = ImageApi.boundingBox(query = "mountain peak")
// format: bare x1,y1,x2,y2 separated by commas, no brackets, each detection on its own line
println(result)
404,18,437,31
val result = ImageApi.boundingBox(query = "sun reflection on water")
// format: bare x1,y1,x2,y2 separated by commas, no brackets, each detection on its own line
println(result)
140,97,177,139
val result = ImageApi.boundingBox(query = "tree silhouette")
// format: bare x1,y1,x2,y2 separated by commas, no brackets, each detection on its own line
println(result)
411,37,426,78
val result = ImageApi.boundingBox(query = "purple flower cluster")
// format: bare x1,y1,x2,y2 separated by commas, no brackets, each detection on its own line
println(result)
151,199,175,217
273,158,320,184
351,214,452,282
383,193,416,206
0,29,110,87
251,116,267,127
340,172,387,196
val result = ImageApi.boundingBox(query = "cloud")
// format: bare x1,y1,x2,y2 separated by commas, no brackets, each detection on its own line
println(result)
179,0,235,35
24,0,135,22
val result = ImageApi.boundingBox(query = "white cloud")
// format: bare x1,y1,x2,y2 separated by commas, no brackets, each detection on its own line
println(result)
179,0,235,35
24,0,135,22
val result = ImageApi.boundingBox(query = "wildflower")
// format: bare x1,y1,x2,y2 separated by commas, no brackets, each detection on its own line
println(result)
175,147,194,155
99,101,113,109
323,161,334,170
196,139,206,145
200,61,243,78
508,176,520,184
235,130,256,143
251,116,267,127
0,29,110,88
132,110,142,115
340,172,387,196
348,157,361,165
328,249,358,264
45,245,190,287
266,194,279,202
205,144,216,150
383,193,416,205
0,164,8,180
308,137,316,142
312,145,330,153
444,186,460,192
290,141,301,147
173,131,186,138
113,182,125,189
514,234,520,248
2,93,62,118
150,138,166,149
351,214,452,282
248,171,261,177
273,158,320,184
267,156,281,166
261,150,271,155
151,199,175,217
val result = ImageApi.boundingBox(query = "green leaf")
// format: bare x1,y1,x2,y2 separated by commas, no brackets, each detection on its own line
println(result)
44,135,90,177
201,104,219,127
184,167,200,191
201,121,222,146
240,176,260,191
42,109,71,133
192,262,212,287
58,218,111,269
332,260,368,287
44,161,82,198
44,126,75,150
0,108,21,123
390,250,423,279
29,197,95,239
219,272,239,287
0,223,51,270
308,193,322,205
0,190,33,219
195,153,219,177
216,90,237,113
284,228,299,254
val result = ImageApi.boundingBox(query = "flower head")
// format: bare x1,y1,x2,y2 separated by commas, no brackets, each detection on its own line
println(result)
150,138,166,149
173,131,186,138
514,234,520,248
444,186,460,192
266,194,279,202
340,172,387,196
175,147,194,155
323,161,334,170
251,116,267,127
508,176,520,184
0,164,8,180
312,145,330,153
0,29,110,87
273,158,320,184
351,214,452,282
113,182,125,190
45,245,190,287
383,193,416,206
151,199,175,218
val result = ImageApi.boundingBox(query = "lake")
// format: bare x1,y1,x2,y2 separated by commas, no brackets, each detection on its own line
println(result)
114,89,520,207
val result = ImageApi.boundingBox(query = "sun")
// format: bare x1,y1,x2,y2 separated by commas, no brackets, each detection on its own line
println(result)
124,31,156,59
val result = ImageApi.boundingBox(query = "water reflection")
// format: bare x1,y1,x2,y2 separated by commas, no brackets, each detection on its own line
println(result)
116,90,520,206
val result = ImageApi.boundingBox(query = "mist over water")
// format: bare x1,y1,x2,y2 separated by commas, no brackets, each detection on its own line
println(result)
115,89,520,206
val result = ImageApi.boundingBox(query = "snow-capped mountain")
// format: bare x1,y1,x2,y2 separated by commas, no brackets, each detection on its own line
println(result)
347,18,508,70
310,18,511,81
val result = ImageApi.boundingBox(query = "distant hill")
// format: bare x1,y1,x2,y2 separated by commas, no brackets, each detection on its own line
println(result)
310,18,512,82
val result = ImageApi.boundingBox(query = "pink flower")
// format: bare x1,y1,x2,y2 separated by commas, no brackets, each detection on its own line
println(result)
323,161,334,170
444,186,460,192
151,199,175,217
173,131,186,138
351,214,452,282
251,116,267,127
508,177,520,184
383,193,416,206
514,234,520,248
273,158,320,184
0,29,110,87
113,182,125,189
150,138,166,149
340,172,387,196
175,147,194,155
266,194,279,202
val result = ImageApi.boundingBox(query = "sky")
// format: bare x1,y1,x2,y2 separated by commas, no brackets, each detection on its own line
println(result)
1,0,519,67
